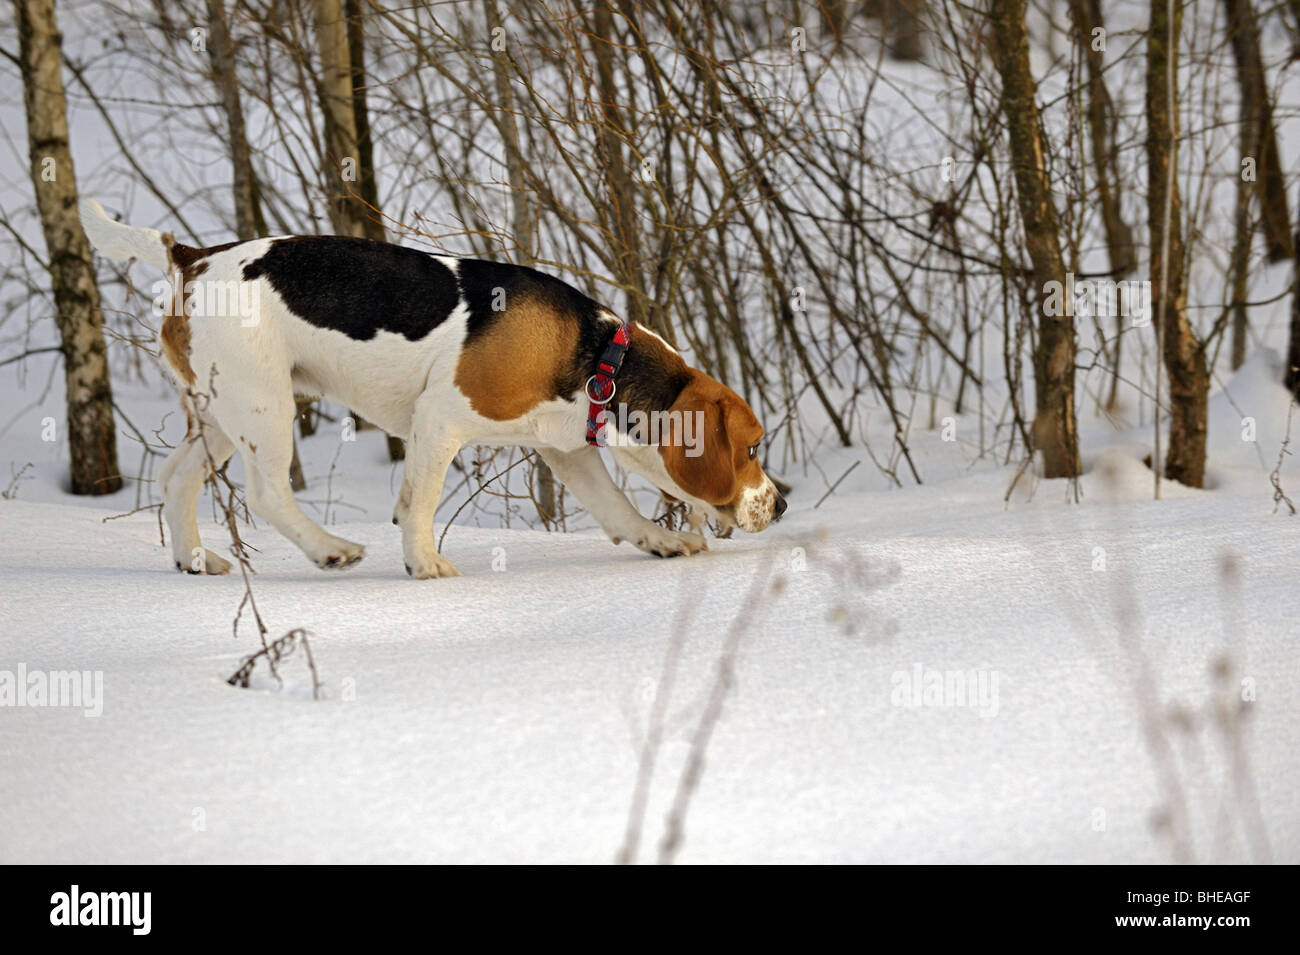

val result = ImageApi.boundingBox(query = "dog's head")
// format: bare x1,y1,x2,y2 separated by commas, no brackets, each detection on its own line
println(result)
657,375,786,533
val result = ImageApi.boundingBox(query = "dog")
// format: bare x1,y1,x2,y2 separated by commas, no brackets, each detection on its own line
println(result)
80,199,786,577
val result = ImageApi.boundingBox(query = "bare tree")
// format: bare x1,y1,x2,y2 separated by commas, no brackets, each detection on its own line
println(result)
587,3,650,330
1069,0,1135,403
1148,0,1208,488
345,0,383,245
313,0,366,238
1222,0,1291,264
1287,190,1300,401
990,0,1080,479
14,0,123,495
884,0,926,61
206,0,265,242
1223,0,1291,369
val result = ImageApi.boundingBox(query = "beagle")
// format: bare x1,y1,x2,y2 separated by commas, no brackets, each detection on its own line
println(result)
80,199,786,578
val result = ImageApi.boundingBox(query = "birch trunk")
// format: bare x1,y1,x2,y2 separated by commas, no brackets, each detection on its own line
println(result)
15,0,123,495
1148,0,1209,487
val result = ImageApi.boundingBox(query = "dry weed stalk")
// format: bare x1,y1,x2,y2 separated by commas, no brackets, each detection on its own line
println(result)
226,626,323,699
1269,402,1295,515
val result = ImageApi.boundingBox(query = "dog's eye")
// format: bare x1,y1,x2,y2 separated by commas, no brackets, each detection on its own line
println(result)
748,444,759,460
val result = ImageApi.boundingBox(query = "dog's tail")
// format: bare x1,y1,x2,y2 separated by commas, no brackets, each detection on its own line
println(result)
79,198,173,273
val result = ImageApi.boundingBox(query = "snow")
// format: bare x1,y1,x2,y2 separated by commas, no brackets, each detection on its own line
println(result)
1,349,1297,863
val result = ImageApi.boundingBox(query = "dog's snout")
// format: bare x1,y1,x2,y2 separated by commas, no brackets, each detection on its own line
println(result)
774,493,787,521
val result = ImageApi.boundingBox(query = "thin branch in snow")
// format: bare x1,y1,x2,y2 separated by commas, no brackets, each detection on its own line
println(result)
657,557,780,865
226,627,323,700
1269,402,1295,515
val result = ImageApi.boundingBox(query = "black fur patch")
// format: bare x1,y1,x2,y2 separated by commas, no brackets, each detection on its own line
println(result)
455,259,601,340
242,236,460,342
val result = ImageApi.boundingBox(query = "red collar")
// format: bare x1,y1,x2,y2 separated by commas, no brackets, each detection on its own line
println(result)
585,320,632,446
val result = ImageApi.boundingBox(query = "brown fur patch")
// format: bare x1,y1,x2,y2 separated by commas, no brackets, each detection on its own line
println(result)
157,237,251,390
660,372,766,508
171,239,242,269
160,308,196,387
158,250,215,389
453,298,578,420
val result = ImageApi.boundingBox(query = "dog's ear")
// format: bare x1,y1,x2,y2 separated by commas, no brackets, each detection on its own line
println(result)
660,385,737,506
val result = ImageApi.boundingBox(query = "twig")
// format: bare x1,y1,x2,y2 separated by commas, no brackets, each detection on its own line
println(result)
1,462,34,500
437,450,536,552
101,502,162,521
0,346,61,369
814,459,860,509
226,627,322,700
1270,402,1295,515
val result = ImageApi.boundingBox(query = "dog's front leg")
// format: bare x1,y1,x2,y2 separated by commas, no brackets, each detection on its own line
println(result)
399,404,462,579
538,446,707,558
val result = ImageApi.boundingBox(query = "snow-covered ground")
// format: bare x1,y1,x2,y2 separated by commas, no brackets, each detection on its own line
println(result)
2,347,1297,863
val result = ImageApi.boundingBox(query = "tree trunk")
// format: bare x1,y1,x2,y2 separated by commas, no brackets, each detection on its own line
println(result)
1225,0,1258,370
990,0,1081,479
1286,183,1300,399
1223,0,1292,263
1149,0,1208,487
206,0,265,242
1069,0,1136,405
885,1,925,61
589,4,649,329
15,0,122,495
1070,0,1135,278
823,0,848,48
1229,116,1256,370
313,0,366,238
346,0,383,244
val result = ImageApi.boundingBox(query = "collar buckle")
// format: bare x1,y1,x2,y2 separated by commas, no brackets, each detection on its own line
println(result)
585,320,632,446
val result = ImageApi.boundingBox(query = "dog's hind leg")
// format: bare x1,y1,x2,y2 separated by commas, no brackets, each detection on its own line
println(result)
209,377,366,571
158,410,236,575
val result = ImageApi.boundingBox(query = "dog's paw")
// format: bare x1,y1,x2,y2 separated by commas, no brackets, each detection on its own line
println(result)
617,524,708,559
404,553,461,579
175,548,233,575
315,539,366,571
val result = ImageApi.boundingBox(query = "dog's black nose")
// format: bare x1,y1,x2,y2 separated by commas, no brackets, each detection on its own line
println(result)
774,494,787,521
